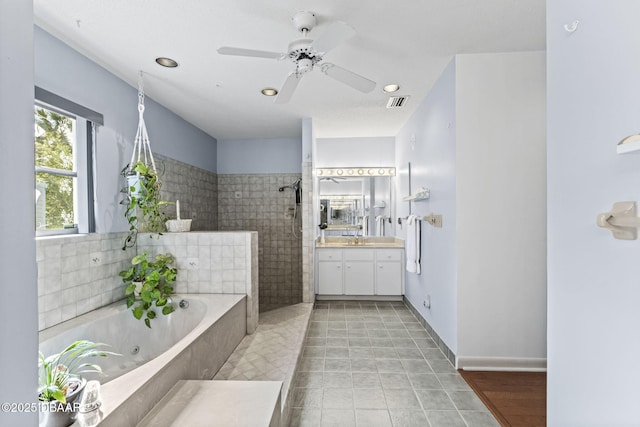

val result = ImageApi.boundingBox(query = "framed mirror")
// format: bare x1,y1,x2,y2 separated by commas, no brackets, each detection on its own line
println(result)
318,174,394,237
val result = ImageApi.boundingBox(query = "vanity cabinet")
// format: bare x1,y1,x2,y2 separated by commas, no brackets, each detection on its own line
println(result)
375,250,403,295
316,248,404,296
343,250,375,295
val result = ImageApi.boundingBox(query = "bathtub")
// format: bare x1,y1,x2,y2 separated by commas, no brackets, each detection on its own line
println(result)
38,294,247,426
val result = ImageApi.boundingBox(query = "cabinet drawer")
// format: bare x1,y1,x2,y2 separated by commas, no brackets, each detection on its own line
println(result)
376,250,403,261
317,250,342,261
343,249,375,261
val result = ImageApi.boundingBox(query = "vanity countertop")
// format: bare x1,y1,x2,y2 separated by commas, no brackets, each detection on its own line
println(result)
316,237,404,248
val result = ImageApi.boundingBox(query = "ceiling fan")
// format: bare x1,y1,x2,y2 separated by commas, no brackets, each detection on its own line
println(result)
217,11,376,103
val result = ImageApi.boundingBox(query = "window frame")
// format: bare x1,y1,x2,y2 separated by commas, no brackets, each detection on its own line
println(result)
34,87,102,236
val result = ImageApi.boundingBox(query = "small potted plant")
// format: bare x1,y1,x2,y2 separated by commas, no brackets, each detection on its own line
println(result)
120,251,177,328
39,340,117,427
121,161,171,250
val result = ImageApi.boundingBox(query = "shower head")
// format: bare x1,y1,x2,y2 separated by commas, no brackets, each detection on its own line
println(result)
278,178,302,192
291,177,302,190
278,178,303,204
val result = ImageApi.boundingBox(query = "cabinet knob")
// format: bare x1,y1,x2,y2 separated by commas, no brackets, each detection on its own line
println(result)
379,265,384,269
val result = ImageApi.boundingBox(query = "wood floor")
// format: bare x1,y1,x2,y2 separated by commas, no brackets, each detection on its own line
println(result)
458,370,546,427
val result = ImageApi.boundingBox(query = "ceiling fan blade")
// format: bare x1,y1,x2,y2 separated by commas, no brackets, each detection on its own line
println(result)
217,46,284,60
311,21,356,54
320,63,376,93
275,73,302,104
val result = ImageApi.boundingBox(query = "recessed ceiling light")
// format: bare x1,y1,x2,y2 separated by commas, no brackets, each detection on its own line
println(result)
383,84,400,93
155,57,178,68
261,88,278,96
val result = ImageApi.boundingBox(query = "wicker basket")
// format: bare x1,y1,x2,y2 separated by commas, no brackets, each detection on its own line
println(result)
165,219,192,232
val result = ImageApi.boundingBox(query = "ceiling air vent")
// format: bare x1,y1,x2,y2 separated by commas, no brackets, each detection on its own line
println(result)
386,95,409,109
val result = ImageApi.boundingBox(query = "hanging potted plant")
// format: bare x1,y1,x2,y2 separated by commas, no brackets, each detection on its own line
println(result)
121,71,170,250
121,161,170,249
120,251,177,328
39,340,117,427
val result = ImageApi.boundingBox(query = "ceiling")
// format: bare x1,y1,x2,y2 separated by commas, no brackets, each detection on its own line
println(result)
33,0,545,141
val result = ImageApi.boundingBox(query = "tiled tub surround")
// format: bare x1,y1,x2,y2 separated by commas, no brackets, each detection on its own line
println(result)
218,173,303,312
62,294,247,427
154,154,218,230
37,232,134,330
137,231,259,334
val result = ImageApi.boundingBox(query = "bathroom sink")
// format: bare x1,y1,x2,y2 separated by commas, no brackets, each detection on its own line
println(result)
316,237,404,248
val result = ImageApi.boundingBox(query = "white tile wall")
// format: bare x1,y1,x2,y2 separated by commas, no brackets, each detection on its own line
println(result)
137,231,259,334
37,233,134,331
301,162,315,304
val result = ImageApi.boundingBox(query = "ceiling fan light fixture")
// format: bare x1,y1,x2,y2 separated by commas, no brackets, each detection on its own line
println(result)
383,84,400,93
155,57,179,68
261,88,278,96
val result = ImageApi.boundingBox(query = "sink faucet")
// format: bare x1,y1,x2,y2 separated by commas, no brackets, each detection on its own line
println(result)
351,227,360,245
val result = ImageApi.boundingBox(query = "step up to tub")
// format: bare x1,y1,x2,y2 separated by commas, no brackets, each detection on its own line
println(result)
137,380,282,427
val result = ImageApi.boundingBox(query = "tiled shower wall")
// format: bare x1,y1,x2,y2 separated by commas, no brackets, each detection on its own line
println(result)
217,174,303,312
155,154,218,230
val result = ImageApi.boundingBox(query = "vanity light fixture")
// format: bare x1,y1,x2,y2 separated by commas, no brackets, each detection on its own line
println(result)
155,57,179,68
261,88,278,96
316,167,396,177
383,84,400,93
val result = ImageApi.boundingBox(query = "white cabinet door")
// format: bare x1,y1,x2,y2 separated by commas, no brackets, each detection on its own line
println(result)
344,262,375,295
375,261,402,295
318,261,343,295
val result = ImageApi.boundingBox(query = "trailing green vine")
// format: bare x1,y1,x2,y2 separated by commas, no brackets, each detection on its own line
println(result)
120,251,177,328
121,161,170,250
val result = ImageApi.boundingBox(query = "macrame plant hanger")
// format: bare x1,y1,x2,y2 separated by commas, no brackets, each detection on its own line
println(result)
128,71,157,175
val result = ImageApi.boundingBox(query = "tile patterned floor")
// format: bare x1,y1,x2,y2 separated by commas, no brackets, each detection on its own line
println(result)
213,303,313,408
288,301,500,427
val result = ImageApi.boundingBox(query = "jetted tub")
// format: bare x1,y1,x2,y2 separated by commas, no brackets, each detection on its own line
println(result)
39,294,247,427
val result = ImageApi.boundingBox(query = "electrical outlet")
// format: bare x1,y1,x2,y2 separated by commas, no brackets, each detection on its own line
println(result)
423,295,431,309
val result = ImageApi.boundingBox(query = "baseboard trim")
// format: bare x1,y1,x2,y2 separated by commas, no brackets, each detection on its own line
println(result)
315,295,403,301
457,356,547,372
403,296,457,367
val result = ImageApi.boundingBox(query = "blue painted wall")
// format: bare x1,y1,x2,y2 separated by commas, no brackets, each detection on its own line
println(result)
217,138,302,174
34,27,218,232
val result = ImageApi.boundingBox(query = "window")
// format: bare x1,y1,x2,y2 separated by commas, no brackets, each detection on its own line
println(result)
35,106,77,232
34,88,102,236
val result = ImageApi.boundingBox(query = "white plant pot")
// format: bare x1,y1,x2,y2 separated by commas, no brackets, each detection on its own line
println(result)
165,219,192,232
133,281,143,296
127,174,142,198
